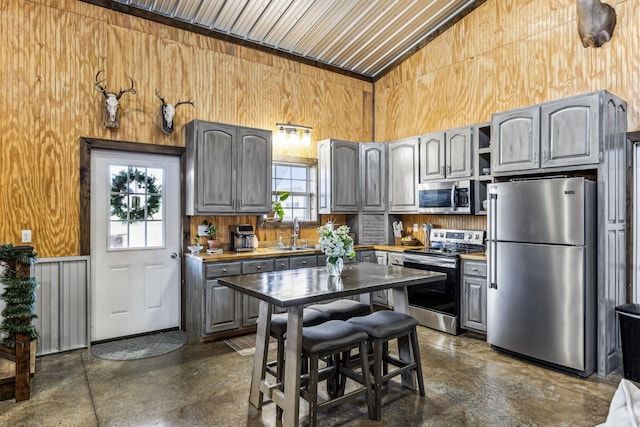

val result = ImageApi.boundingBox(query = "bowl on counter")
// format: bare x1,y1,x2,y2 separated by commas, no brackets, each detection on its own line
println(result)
482,167,491,175
401,239,419,246
187,245,203,254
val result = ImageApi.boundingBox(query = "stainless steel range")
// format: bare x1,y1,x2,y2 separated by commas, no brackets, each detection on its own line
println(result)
403,228,484,335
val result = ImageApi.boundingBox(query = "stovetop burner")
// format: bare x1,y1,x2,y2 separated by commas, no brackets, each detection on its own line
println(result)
404,246,484,257
403,228,486,258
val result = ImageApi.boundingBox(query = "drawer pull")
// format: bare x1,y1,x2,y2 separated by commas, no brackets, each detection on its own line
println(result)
302,261,306,265
222,269,227,272
471,268,478,272
257,266,261,270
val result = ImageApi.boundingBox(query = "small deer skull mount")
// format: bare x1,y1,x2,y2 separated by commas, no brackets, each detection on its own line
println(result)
155,90,195,134
577,0,617,48
94,70,137,128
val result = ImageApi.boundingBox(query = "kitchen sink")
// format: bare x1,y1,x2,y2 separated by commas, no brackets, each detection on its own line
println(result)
269,246,312,251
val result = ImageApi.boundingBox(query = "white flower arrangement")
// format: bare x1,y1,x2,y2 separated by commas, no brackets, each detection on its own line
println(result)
317,224,355,264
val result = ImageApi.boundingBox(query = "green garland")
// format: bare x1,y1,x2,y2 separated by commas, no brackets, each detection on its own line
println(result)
110,169,162,222
0,244,39,348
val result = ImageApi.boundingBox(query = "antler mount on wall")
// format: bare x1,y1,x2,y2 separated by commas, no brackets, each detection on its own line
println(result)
577,0,617,48
94,70,136,128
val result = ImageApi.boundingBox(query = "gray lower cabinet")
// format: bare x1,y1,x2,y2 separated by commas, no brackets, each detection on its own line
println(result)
369,250,389,307
388,137,419,212
461,259,487,333
240,259,274,327
186,257,271,338
185,120,272,215
187,252,368,339
205,278,242,333
201,262,243,334
387,252,404,267
289,255,318,269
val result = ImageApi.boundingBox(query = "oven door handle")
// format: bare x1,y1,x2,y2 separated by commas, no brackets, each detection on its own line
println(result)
404,256,456,270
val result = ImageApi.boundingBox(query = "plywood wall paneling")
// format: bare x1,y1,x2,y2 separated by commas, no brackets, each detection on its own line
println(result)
0,0,372,257
376,0,640,139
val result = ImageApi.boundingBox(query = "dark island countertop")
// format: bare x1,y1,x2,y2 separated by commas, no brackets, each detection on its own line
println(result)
217,262,446,307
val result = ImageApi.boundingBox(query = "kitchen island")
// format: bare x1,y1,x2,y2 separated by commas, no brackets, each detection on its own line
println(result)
218,262,446,427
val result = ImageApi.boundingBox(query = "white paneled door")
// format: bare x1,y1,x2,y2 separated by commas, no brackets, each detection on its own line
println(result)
91,150,181,341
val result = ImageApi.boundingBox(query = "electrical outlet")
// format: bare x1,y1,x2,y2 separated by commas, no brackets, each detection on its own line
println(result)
21,230,31,243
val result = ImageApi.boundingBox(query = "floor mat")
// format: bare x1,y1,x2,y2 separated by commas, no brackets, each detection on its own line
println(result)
224,334,277,356
91,330,188,361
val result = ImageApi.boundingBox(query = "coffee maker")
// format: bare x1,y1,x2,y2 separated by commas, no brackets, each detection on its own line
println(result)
230,224,256,252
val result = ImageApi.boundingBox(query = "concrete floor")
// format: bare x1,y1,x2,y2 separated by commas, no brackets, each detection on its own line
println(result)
0,327,625,426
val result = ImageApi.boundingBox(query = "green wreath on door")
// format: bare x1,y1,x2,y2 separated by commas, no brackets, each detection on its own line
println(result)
110,168,162,222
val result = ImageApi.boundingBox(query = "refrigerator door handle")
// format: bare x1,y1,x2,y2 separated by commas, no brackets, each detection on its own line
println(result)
489,238,497,289
488,192,498,289
488,192,498,241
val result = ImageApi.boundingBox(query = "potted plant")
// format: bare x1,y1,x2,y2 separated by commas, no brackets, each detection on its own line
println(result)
269,191,290,221
202,220,220,249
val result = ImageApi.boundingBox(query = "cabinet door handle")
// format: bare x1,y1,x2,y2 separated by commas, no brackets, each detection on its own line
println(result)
222,268,227,272
471,268,478,272
256,266,261,270
302,261,306,265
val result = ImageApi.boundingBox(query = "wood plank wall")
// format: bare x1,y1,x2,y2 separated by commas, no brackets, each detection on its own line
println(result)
375,0,640,140
5,0,637,257
0,0,373,257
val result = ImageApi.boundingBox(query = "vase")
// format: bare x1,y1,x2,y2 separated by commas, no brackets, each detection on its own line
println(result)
326,257,344,276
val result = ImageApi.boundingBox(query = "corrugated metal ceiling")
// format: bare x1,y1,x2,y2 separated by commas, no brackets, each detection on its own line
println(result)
91,0,485,80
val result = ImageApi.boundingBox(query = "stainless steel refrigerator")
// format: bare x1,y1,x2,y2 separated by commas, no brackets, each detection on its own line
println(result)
486,177,596,377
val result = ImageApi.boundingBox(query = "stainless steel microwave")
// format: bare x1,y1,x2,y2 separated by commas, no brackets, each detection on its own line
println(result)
417,180,473,214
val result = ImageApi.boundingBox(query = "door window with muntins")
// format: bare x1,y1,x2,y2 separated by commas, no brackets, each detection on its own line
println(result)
108,165,164,249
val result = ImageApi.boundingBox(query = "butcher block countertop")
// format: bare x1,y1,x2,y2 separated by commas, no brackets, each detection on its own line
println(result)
186,244,425,262
460,252,487,261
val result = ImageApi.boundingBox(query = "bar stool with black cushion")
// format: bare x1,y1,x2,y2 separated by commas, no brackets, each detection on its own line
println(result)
347,310,425,421
304,300,371,397
267,308,330,383
306,299,371,321
290,319,374,427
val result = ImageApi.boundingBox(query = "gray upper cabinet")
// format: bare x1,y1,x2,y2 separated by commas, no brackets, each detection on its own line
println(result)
318,139,360,213
419,132,446,181
491,106,540,173
446,126,474,179
388,137,419,213
492,91,609,175
420,128,473,181
359,143,387,211
185,120,272,215
541,94,600,168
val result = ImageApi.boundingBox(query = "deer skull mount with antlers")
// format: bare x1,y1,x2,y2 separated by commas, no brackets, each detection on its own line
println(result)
94,70,137,128
577,0,617,48
155,90,195,134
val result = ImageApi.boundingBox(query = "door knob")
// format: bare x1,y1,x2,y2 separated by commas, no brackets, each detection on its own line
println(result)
171,252,178,259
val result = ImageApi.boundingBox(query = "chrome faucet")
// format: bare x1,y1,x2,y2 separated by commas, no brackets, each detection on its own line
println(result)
292,217,300,247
